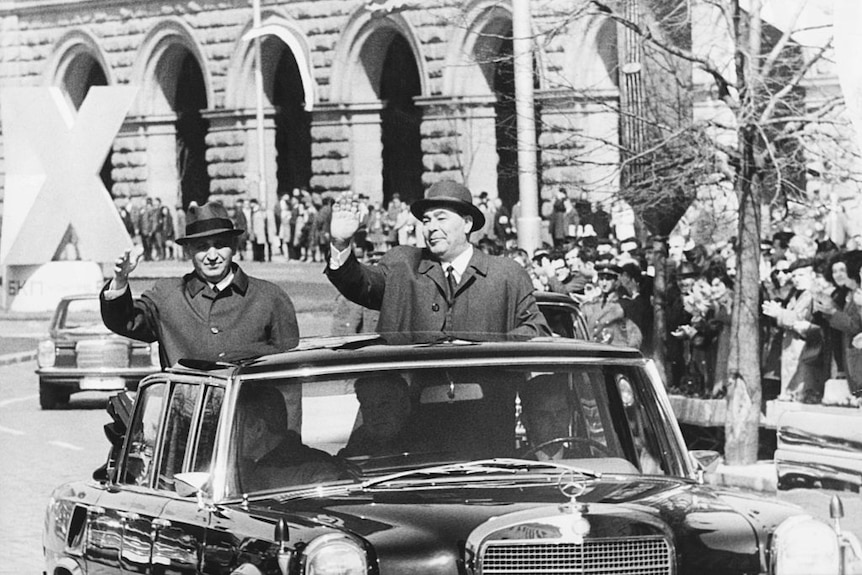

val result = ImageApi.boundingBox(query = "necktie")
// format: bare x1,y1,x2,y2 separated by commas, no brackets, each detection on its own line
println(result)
446,265,458,303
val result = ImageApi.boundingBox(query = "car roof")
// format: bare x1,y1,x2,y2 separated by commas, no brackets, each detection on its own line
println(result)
164,335,643,380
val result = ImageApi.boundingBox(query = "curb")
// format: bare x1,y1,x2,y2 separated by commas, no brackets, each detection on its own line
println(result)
704,462,778,493
0,350,37,366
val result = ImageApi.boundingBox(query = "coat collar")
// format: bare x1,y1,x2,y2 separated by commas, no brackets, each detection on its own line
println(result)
418,245,491,278
185,264,249,298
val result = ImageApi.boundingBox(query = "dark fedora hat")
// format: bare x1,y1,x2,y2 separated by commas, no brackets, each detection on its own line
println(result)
410,180,485,233
176,201,244,245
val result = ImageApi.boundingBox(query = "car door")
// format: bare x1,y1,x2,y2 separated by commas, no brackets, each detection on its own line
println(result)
84,380,169,574
151,383,226,574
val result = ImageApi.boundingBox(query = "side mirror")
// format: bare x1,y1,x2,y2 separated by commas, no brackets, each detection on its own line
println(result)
690,450,721,483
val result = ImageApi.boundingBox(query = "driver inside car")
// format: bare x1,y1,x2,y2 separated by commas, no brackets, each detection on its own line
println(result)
519,374,596,461
340,373,432,457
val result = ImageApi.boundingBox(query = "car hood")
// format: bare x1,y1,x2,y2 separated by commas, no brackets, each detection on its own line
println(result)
249,476,800,574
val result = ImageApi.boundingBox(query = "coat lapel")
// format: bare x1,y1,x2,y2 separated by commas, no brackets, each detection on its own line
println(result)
419,255,449,301
456,249,490,298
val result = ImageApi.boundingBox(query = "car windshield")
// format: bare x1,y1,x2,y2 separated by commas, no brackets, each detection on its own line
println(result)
226,362,669,497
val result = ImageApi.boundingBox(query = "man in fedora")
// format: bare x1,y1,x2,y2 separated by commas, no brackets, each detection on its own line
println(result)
101,201,299,367
325,181,550,340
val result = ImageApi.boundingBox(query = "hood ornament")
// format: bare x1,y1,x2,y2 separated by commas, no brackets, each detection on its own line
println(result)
557,469,591,544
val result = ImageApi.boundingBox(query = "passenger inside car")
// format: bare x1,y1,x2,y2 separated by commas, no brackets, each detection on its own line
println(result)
235,385,344,491
340,373,433,457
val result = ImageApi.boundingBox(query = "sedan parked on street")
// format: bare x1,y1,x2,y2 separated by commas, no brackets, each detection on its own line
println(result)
35,294,159,409
44,335,853,574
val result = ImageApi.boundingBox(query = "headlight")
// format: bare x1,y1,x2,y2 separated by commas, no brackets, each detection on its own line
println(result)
301,533,368,575
38,340,56,367
771,515,840,575
149,342,160,366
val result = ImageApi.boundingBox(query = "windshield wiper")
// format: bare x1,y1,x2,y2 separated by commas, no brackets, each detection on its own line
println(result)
359,458,601,490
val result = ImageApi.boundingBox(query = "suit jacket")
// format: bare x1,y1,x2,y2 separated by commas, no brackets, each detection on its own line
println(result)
326,245,550,340
101,265,298,367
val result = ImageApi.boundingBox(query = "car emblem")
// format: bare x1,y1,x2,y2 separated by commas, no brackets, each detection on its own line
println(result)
557,469,591,544
558,469,587,503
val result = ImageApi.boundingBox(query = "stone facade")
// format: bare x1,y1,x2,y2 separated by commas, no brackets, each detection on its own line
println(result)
0,0,624,212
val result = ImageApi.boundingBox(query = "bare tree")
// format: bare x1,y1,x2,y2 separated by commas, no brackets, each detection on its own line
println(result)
572,0,859,463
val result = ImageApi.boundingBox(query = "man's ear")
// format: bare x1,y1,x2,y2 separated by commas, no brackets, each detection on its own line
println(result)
463,215,474,235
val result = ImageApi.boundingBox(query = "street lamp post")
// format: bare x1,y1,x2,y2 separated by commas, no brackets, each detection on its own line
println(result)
252,0,267,209
512,0,541,255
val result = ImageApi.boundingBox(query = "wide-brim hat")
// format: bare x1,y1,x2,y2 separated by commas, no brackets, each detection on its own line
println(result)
410,180,485,233
176,201,244,245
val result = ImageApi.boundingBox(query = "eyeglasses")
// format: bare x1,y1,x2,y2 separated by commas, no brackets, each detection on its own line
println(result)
597,274,617,281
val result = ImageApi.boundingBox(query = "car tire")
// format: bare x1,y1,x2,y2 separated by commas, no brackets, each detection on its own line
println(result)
39,380,70,410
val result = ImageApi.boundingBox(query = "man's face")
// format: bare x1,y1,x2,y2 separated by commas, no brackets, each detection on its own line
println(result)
523,391,570,448
791,267,813,291
356,380,411,442
187,235,235,283
564,250,580,270
677,277,695,295
619,273,635,292
597,272,617,294
422,208,472,262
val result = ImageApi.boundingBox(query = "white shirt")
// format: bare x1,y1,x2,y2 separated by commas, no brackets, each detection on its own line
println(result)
444,245,473,284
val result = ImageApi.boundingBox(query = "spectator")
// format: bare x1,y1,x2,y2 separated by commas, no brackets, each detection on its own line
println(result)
619,262,653,354
762,258,828,403
815,251,862,394
547,188,568,248
581,263,641,348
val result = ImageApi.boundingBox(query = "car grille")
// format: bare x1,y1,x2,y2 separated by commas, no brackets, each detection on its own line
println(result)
480,536,672,575
76,340,129,369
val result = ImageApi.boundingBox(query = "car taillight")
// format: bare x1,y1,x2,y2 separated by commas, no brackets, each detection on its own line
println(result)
149,342,160,367
37,340,56,367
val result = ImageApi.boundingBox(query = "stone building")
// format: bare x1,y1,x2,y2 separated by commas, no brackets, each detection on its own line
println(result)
0,0,623,214
1,0,855,244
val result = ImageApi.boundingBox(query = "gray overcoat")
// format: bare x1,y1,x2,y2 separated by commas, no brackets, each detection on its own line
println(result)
326,245,550,340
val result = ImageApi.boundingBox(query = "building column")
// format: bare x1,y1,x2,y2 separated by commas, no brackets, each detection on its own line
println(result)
142,114,181,207
417,96,499,198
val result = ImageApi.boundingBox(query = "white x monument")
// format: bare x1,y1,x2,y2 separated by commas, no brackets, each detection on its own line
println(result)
0,86,137,311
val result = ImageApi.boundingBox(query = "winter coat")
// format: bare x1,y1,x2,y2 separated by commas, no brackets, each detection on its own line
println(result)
101,265,298,367
326,245,550,340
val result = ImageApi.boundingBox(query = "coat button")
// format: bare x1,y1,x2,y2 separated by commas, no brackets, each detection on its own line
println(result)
432,303,439,312
211,327,219,334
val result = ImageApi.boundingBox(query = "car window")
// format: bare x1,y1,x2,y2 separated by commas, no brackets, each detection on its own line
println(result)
157,383,201,490
121,383,167,486
226,363,668,497
61,299,102,329
193,386,224,473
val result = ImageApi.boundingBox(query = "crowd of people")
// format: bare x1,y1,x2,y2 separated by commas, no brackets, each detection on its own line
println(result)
115,184,862,407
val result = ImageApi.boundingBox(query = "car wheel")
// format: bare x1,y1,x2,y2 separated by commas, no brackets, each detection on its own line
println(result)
39,380,70,410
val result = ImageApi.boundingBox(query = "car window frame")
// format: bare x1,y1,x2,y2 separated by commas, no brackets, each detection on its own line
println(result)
115,374,229,494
